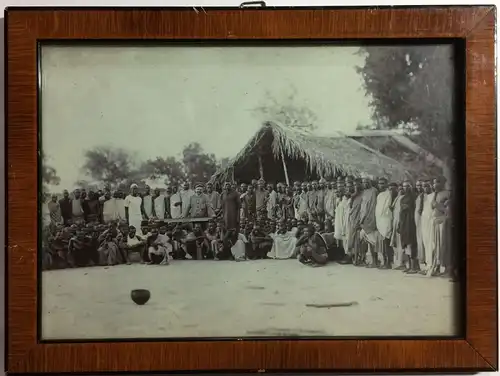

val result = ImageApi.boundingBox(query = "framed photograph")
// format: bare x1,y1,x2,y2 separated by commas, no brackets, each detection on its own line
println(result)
5,5,497,373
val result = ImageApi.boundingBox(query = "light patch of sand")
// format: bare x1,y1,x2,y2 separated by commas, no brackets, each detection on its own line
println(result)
41,260,458,340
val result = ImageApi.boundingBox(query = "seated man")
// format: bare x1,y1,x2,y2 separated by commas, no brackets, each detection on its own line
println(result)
249,222,274,260
146,227,169,265
97,230,121,266
124,225,146,263
184,223,209,260
296,224,329,267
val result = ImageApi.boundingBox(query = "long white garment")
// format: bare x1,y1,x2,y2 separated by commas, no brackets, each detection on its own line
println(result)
142,195,154,218
231,233,248,261
268,231,297,259
341,197,350,251
179,189,194,215
267,190,277,219
154,195,166,220
334,197,346,240
375,190,393,239
170,192,182,219
115,198,126,222
391,195,403,266
297,192,308,219
414,194,424,263
421,193,435,267
324,190,336,218
124,194,143,230
102,198,116,223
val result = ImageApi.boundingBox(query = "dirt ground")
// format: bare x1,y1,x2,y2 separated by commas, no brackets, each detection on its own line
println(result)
41,260,458,340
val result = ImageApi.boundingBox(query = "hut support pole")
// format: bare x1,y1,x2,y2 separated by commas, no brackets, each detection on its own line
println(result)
280,149,290,186
258,154,264,179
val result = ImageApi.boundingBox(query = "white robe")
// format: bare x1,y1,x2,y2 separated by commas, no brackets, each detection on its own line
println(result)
124,194,143,230
268,231,297,259
142,195,154,218
324,190,336,218
375,190,393,239
421,193,435,267
334,197,346,240
390,195,403,266
267,190,277,219
154,195,166,220
170,192,182,219
231,233,248,261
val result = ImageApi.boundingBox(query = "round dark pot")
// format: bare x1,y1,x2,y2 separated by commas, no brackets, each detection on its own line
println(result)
131,289,151,305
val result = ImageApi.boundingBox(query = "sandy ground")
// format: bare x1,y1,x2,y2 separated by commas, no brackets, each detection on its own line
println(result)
41,260,458,340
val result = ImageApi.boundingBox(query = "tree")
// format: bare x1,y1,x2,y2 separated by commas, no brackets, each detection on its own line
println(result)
141,156,186,186
182,142,218,183
357,45,454,180
41,153,60,197
81,146,138,188
252,87,318,133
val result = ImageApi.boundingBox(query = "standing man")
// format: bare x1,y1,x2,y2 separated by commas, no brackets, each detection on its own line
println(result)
390,184,405,269
170,185,182,219
359,177,379,267
266,183,278,220
48,194,62,226
71,189,85,225
164,185,173,219
345,179,364,265
183,183,210,219
141,185,154,221
324,181,336,220
414,179,426,267
375,178,394,269
153,188,167,221
316,178,327,222
242,183,257,223
124,184,143,231
206,182,221,217
179,182,194,216
398,180,419,273
59,189,72,225
430,176,451,276
307,181,319,221
255,179,268,219
221,182,241,231
334,184,347,252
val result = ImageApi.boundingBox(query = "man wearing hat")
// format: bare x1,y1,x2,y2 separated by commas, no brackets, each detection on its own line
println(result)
124,184,143,232
183,183,209,219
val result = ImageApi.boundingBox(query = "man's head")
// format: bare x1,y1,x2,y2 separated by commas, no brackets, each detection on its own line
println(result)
74,189,81,199
194,184,204,195
63,189,69,199
223,182,232,192
141,225,149,235
154,188,161,197
402,180,412,194
345,181,355,195
378,177,388,191
172,185,178,194
247,184,254,194
105,191,112,200
257,179,265,189
415,180,423,193
286,185,293,195
81,190,87,199
362,177,371,190
150,227,158,238
388,182,398,195
251,179,258,188
300,182,307,192
266,183,274,192
145,185,151,195
433,176,446,192
194,223,202,232
312,181,318,190
422,180,432,194
129,226,136,237
307,182,313,191
51,194,57,202
88,191,95,200
240,183,248,193
278,221,287,233
206,182,213,193
130,184,138,196
166,185,172,194
293,181,301,190
182,182,190,191
319,179,326,189
313,220,322,233
336,186,344,197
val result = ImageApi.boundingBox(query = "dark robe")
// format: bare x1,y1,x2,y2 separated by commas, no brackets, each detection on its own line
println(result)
242,192,257,221
59,197,72,224
398,192,417,250
221,190,241,230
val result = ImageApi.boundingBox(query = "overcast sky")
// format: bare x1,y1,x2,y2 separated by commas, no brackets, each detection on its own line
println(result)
41,44,373,189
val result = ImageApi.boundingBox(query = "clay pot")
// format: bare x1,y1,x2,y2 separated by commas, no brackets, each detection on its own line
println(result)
131,289,151,305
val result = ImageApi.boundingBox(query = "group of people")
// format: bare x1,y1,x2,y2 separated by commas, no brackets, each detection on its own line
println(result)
44,175,455,279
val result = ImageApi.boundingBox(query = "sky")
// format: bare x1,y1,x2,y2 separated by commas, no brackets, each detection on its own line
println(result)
41,44,373,189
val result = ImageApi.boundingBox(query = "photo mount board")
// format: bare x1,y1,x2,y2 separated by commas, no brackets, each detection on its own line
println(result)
5,6,497,373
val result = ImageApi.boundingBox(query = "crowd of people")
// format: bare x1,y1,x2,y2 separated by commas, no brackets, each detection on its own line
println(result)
43,175,455,280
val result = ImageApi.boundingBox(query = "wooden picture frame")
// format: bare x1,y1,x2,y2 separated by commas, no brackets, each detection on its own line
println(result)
5,6,497,373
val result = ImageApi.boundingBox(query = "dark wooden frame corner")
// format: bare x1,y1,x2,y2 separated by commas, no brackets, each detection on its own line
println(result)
5,6,497,373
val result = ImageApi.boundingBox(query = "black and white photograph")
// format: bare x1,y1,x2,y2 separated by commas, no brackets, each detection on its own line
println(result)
40,43,458,340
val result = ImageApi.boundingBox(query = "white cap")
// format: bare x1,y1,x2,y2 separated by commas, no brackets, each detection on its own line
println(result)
130,183,138,189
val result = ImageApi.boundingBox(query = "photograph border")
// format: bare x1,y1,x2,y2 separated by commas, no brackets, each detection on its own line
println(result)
5,6,497,373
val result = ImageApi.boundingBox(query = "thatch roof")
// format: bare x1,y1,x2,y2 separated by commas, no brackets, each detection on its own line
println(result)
211,122,413,184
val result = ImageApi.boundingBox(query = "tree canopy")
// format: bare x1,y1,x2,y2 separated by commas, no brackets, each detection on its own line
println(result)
357,45,454,162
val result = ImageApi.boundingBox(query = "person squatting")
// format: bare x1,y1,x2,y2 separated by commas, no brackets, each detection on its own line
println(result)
43,176,455,280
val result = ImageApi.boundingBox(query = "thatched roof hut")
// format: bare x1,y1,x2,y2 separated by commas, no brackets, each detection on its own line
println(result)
210,122,415,185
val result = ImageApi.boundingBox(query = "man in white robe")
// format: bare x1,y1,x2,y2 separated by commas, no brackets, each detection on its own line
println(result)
324,181,336,220
179,182,194,216
375,178,395,269
414,180,425,265
170,185,182,219
153,188,167,220
390,184,404,269
141,185,154,220
266,184,278,219
420,180,435,273
124,184,144,231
